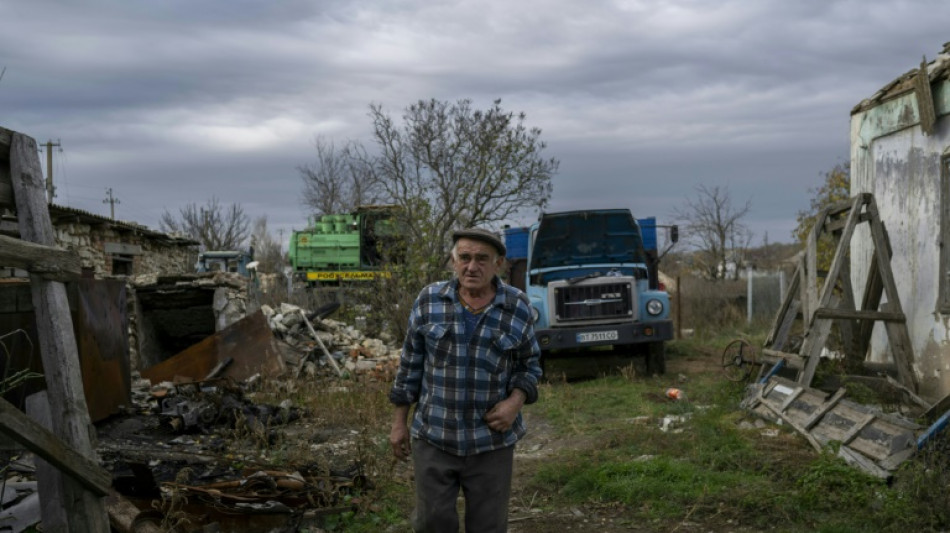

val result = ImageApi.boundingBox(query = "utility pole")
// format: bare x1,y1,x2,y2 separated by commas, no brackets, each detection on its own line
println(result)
42,139,61,203
103,188,120,220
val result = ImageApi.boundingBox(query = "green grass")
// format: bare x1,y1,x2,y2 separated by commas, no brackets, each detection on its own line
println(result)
276,333,950,532
525,345,947,532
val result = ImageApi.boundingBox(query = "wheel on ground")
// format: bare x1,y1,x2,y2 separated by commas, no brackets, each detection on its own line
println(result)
646,342,666,376
721,339,756,382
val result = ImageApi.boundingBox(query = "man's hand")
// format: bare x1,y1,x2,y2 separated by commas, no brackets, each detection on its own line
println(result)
484,389,527,433
390,405,411,461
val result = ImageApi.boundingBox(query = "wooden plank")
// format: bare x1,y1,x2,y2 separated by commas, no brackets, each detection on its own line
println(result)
855,253,883,358
804,388,847,430
823,212,871,233
840,413,876,444
0,397,110,496
812,308,905,322
808,398,874,440
799,294,839,387
765,260,802,349
885,375,930,409
9,131,110,530
779,387,805,413
760,348,806,370
838,445,891,479
805,218,820,324
0,234,82,282
26,392,69,532
849,418,916,461
761,401,823,452
836,261,858,362
882,301,918,392
916,57,936,135
865,198,918,392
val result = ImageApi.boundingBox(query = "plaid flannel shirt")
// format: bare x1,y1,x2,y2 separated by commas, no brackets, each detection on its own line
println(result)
389,277,542,456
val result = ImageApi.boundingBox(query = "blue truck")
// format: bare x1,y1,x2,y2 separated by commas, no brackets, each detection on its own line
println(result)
505,209,676,375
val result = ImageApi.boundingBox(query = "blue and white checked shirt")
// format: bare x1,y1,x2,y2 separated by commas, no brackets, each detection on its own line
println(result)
389,277,542,456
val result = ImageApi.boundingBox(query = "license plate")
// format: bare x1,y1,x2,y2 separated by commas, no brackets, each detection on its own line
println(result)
576,330,619,343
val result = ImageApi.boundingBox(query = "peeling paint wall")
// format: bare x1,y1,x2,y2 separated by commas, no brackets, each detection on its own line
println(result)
851,85,950,400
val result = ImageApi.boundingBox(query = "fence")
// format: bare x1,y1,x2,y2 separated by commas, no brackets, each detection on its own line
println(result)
672,269,788,335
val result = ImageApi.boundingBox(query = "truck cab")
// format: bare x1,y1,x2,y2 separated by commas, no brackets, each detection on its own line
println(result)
520,209,674,375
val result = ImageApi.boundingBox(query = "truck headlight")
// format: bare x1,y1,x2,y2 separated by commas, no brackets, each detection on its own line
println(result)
531,306,540,323
646,299,664,316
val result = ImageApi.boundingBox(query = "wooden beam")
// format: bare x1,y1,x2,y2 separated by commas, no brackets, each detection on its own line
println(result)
0,397,110,496
0,234,82,282
813,308,905,322
804,388,847,430
760,348,807,370
9,131,110,529
916,57,936,135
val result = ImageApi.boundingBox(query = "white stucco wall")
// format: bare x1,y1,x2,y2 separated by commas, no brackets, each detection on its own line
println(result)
851,98,950,400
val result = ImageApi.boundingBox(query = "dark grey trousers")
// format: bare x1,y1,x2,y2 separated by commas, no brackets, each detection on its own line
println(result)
411,438,515,533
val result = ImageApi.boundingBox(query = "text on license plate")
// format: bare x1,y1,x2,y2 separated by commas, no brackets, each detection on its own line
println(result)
576,330,619,343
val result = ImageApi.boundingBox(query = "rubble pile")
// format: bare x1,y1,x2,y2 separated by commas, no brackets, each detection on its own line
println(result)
261,303,402,381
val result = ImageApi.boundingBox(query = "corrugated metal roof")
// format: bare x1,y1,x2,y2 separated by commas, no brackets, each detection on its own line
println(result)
852,41,950,115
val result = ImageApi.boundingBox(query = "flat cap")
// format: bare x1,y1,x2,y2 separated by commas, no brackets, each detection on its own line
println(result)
452,227,506,256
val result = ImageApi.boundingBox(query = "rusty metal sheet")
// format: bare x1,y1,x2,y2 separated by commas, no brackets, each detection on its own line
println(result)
74,279,130,422
141,310,284,384
0,279,129,422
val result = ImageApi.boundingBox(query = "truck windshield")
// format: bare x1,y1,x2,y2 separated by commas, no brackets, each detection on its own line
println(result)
531,210,647,269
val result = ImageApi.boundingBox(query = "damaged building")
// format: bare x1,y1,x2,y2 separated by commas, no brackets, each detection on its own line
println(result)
0,161,266,421
850,42,950,400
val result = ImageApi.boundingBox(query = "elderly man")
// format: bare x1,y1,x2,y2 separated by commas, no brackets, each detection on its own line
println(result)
389,227,543,533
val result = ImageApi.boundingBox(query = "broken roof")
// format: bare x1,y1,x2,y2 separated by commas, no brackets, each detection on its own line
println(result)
852,41,950,115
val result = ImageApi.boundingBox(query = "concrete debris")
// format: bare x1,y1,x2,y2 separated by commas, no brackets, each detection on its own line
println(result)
261,302,402,381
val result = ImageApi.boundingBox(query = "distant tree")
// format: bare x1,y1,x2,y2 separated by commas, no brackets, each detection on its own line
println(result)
299,98,557,339
298,137,382,216
159,197,250,251
673,184,752,280
363,98,558,281
249,216,285,273
793,162,850,270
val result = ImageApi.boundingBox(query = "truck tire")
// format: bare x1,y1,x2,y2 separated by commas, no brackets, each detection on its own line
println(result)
646,342,666,376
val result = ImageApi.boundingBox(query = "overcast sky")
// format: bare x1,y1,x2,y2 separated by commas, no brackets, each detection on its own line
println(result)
2,0,948,248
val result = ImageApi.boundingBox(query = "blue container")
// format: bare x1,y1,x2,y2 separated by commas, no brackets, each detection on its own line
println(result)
504,227,530,260
637,217,657,252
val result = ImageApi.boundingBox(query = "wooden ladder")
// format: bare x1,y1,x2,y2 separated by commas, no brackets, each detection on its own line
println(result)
761,193,917,392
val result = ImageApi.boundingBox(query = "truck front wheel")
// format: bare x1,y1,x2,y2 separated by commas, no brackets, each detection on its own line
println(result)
646,342,666,375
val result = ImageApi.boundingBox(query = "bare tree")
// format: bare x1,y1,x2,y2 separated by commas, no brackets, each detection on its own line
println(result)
673,185,752,280
249,216,285,273
365,98,558,279
298,137,383,216
160,197,250,251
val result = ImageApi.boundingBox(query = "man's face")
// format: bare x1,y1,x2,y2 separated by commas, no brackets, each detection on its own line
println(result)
453,238,502,293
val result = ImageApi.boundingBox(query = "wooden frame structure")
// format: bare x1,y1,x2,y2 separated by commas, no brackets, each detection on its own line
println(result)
1,127,110,530
761,193,917,392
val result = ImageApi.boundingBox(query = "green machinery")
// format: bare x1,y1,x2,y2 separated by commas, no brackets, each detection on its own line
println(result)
288,205,399,283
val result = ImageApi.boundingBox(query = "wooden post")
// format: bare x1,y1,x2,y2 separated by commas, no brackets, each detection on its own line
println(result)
25,392,68,532
9,132,109,530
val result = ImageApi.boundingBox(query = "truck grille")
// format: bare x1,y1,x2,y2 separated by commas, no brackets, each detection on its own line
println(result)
549,278,636,325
